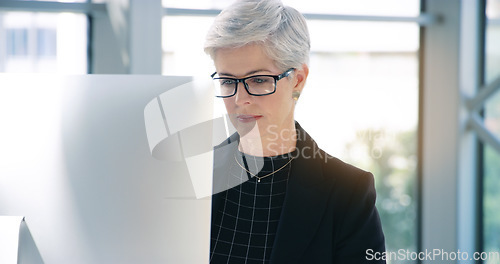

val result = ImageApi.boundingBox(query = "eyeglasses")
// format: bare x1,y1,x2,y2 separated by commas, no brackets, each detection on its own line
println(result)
211,68,295,98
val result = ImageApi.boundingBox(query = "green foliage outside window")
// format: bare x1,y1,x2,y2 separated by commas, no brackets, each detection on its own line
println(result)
345,128,417,262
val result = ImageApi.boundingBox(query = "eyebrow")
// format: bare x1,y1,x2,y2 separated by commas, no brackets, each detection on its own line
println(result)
218,69,271,78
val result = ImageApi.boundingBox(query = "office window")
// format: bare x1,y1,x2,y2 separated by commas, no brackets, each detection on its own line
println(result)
0,11,87,73
6,28,28,56
162,0,419,16
16,0,87,2
162,16,214,77
162,0,420,260
36,28,57,57
303,20,418,255
483,0,500,258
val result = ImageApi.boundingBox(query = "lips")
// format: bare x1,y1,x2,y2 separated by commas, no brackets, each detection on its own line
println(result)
236,114,263,123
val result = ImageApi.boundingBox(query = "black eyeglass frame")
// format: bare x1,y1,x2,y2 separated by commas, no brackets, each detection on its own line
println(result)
211,68,295,98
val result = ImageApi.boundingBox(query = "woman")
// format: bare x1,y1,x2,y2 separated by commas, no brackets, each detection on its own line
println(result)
204,0,386,263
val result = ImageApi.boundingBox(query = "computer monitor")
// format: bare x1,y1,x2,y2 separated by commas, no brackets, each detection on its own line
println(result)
0,74,216,263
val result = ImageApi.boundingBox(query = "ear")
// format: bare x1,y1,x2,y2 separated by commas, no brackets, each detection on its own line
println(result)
293,63,309,93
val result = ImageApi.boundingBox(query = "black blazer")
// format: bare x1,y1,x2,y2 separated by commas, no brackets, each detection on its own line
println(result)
211,122,386,264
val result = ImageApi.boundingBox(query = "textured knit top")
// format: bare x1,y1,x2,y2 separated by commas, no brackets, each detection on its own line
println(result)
210,149,296,264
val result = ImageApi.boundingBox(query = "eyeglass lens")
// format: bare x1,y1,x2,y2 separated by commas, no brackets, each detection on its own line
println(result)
214,76,276,97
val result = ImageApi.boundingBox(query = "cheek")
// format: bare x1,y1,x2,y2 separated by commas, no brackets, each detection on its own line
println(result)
264,95,293,116
276,82,294,100
222,98,235,112
276,88,294,107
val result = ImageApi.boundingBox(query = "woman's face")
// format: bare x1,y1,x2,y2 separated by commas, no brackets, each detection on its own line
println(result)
213,44,307,142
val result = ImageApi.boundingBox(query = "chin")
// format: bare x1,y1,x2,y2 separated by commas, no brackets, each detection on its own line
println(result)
237,122,260,138
232,119,265,140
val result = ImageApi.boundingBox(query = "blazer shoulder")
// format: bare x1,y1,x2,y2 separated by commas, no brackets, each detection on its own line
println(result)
321,154,378,222
322,154,375,188
323,156,385,261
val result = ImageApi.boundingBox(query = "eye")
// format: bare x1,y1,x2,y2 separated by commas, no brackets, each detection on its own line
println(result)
219,79,236,86
249,77,269,84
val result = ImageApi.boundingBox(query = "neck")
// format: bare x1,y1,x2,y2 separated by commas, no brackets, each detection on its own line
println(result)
238,122,297,157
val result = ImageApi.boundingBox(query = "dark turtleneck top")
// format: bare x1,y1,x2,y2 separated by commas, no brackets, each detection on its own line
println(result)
210,149,297,264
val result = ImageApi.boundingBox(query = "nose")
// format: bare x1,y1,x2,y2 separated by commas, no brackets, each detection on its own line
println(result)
234,82,252,105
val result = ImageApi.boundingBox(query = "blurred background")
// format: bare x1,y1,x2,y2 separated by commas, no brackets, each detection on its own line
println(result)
1,0,499,263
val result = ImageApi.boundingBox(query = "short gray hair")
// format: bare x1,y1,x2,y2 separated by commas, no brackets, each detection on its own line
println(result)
204,0,310,71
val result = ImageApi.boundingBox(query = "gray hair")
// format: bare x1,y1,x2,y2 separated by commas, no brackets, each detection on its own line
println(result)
204,0,310,71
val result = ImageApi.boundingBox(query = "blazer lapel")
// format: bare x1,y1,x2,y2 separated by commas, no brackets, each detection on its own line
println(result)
270,124,333,264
